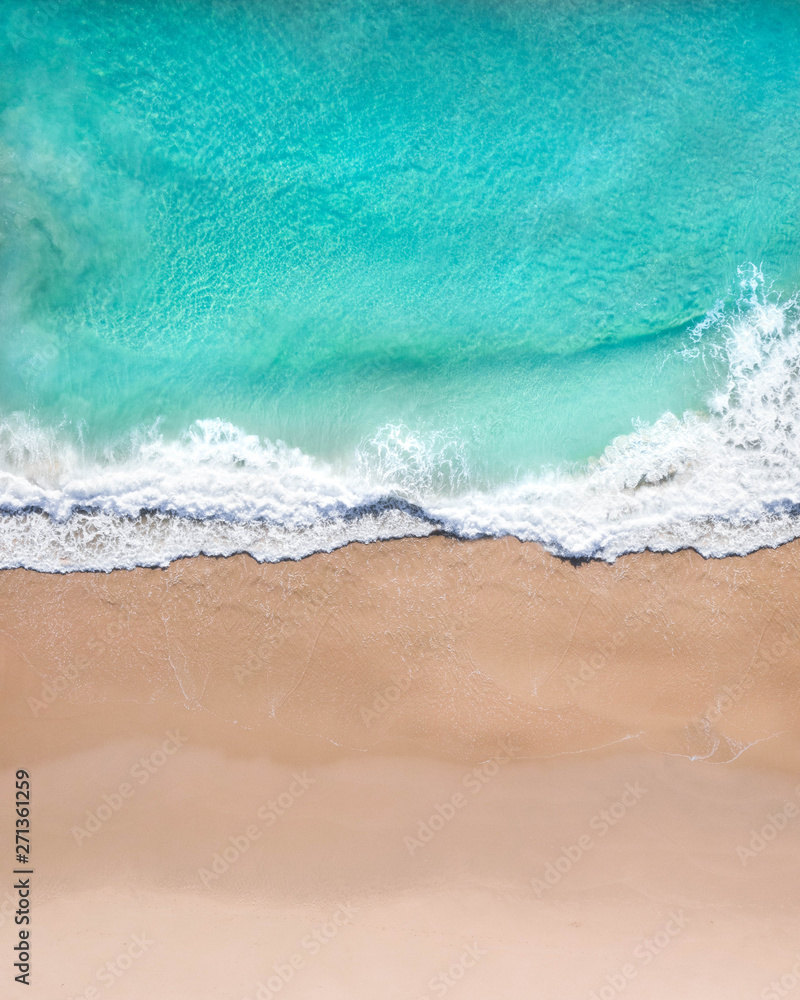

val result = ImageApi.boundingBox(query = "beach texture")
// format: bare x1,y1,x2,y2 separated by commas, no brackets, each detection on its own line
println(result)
3,539,800,998
3,537,800,764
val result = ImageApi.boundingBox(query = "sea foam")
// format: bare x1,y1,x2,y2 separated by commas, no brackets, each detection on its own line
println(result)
2,268,800,572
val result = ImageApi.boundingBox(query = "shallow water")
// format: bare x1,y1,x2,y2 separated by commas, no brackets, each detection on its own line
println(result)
3,0,800,567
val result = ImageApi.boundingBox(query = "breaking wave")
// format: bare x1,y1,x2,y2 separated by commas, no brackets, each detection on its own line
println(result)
3,267,800,571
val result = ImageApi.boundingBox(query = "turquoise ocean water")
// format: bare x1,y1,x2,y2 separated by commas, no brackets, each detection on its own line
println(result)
3,0,800,569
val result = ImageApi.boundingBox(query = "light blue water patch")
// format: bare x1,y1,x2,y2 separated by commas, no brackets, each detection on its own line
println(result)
2,0,800,568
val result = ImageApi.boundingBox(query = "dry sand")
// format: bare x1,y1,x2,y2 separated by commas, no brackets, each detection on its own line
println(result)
2,536,800,998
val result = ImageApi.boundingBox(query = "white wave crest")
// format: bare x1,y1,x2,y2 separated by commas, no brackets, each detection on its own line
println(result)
3,266,800,571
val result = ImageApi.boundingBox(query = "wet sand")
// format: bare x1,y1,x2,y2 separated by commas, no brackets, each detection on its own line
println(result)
2,536,800,998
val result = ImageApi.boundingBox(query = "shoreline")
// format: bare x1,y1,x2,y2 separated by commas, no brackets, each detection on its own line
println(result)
4,470,800,571
9,523,800,575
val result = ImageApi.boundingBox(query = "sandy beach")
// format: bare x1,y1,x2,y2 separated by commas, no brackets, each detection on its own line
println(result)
3,535,800,762
2,537,800,998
